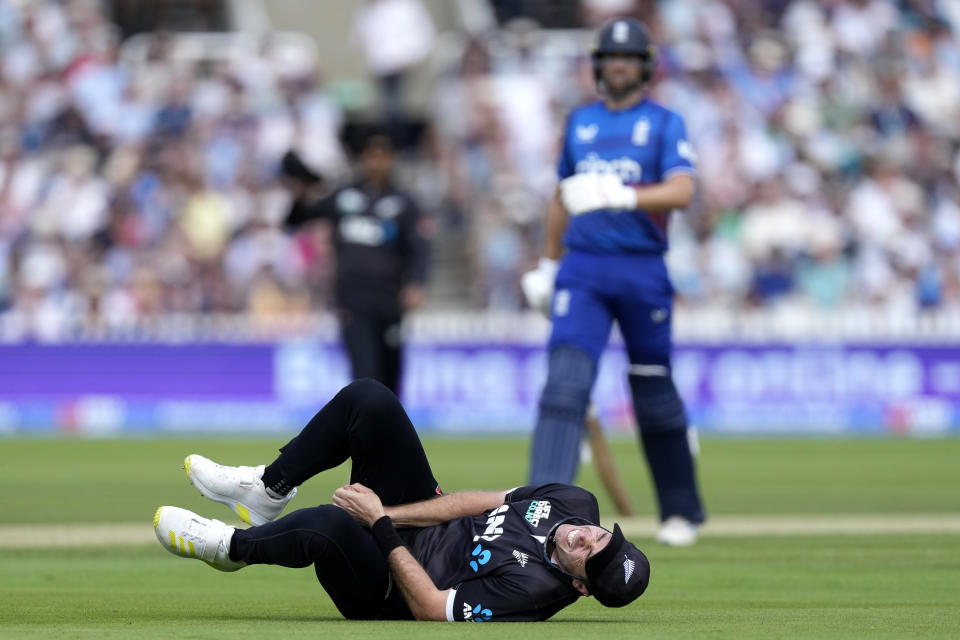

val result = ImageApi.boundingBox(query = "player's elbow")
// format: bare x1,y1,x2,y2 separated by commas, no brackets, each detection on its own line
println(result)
409,597,448,621
667,174,695,209
411,607,447,622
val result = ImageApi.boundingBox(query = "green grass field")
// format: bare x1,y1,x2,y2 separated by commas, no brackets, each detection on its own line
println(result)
2,436,959,638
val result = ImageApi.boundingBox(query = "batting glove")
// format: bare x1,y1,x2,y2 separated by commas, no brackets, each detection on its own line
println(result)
521,258,559,318
560,172,637,215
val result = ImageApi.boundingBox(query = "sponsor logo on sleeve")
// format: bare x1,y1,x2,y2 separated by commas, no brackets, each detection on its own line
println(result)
463,602,493,622
677,139,697,163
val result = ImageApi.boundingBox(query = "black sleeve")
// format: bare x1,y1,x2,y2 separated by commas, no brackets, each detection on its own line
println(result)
504,483,591,504
397,195,431,285
284,191,336,231
447,572,569,622
505,484,599,520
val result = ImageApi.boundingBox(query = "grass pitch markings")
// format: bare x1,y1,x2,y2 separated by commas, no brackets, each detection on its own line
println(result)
3,513,960,548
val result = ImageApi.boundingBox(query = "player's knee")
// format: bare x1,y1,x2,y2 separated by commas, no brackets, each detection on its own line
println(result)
540,345,594,417
343,377,390,397
315,503,353,525
278,504,355,537
629,372,687,433
342,378,397,411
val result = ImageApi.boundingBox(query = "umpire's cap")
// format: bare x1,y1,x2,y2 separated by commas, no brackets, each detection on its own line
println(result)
584,523,650,607
592,17,657,83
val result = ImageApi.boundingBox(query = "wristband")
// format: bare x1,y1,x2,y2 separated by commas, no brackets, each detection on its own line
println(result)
371,515,405,557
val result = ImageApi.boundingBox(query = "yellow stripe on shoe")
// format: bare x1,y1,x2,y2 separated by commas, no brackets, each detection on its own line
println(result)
188,540,196,557
169,530,176,550
178,536,186,555
236,504,251,524
183,456,192,478
154,507,163,530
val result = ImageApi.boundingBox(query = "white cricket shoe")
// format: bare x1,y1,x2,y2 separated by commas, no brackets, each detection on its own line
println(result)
184,454,297,526
656,516,699,546
154,506,246,571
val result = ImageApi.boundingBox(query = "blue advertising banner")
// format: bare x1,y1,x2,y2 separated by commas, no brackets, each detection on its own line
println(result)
1,341,958,435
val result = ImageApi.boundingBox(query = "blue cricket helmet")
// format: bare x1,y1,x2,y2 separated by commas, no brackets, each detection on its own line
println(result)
592,17,658,85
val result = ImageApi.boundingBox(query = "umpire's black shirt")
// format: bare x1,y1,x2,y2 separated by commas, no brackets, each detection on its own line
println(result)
285,180,430,314
403,484,597,621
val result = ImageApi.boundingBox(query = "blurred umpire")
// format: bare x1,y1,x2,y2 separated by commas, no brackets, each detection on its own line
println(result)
283,126,430,394
522,18,705,545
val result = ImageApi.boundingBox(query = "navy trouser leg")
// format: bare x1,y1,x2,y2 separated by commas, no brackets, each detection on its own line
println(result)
340,310,403,394
613,256,705,524
230,505,411,620
232,379,439,619
628,374,705,523
529,263,612,484
528,345,596,484
267,378,440,505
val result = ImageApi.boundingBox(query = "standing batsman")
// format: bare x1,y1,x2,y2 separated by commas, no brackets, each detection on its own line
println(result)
522,17,705,545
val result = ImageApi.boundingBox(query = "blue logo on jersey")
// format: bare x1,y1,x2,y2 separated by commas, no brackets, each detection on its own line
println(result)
469,543,491,572
464,603,492,622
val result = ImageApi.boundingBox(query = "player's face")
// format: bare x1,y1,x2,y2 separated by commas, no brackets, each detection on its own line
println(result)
598,53,644,94
360,138,395,180
550,523,612,580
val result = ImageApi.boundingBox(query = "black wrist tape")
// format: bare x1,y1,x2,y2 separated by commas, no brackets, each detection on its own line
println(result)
371,516,405,557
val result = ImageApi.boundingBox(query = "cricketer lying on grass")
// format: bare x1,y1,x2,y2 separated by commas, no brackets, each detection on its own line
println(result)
155,379,650,622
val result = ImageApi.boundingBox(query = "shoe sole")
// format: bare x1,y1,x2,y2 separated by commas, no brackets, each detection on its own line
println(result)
183,456,266,526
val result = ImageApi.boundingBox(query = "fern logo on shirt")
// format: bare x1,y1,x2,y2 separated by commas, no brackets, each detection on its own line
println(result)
512,550,529,567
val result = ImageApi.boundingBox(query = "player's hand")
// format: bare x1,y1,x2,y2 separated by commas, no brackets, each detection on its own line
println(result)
333,483,385,527
521,258,558,318
560,172,637,215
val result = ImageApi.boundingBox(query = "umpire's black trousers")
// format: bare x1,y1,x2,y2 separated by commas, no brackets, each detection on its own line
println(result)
339,307,403,394
229,379,441,620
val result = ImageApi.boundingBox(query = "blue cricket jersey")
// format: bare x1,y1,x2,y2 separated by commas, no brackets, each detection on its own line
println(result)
557,98,696,254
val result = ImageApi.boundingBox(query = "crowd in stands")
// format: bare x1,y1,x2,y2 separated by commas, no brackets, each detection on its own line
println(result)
1,0,959,339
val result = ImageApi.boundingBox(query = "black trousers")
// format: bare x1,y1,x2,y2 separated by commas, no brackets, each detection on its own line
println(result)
230,379,441,620
339,308,403,394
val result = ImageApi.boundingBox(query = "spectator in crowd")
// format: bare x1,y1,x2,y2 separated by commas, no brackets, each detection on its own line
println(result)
1,0,960,338
353,0,436,122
